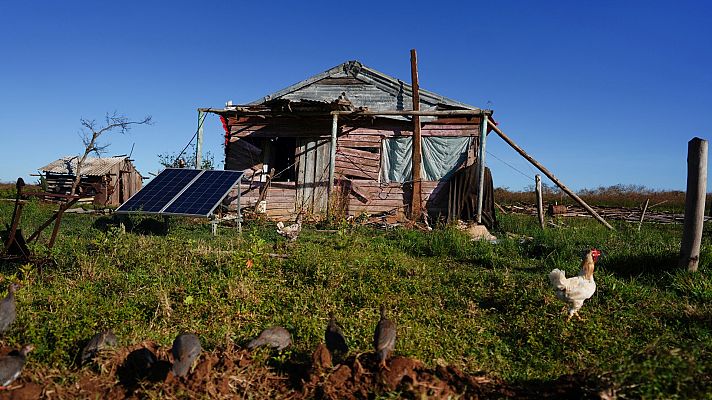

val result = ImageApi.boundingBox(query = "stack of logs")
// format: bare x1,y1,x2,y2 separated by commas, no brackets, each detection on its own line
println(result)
499,202,709,224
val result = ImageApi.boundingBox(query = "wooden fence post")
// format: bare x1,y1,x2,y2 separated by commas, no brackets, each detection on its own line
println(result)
638,199,649,232
535,174,545,229
679,137,708,272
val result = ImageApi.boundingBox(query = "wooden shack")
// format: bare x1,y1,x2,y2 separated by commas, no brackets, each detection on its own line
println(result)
38,156,142,207
204,60,496,226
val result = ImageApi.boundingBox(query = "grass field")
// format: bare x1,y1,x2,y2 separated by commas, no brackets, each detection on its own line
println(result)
1,196,711,398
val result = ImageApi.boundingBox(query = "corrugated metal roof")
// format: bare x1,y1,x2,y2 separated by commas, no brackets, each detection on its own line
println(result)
39,156,129,176
248,60,481,112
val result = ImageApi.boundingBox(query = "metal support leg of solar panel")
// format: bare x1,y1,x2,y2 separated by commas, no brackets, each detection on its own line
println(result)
116,169,244,235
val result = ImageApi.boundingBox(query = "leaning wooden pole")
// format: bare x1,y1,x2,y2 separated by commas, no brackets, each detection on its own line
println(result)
535,174,545,229
410,49,423,220
637,199,649,232
488,123,614,230
679,137,708,272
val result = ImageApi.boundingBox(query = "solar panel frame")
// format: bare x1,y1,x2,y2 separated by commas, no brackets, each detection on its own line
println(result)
162,170,244,217
115,168,243,218
115,168,203,214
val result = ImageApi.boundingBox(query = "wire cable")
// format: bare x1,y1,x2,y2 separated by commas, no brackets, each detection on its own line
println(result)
486,150,534,180
173,112,208,165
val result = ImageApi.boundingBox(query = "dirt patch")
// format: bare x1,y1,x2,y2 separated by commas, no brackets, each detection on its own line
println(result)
0,342,607,399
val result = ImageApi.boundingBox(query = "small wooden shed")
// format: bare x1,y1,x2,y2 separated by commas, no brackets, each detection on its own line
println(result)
204,60,496,226
38,156,142,207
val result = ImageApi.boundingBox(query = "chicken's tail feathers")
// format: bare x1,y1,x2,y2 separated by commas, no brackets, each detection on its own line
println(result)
276,221,285,233
549,268,567,288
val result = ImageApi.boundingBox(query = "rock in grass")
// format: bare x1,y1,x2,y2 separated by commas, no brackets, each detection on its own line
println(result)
325,312,348,359
247,327,292,351
0,283,21,334
171,333,202,377
81,330,118,365
0,344,33,387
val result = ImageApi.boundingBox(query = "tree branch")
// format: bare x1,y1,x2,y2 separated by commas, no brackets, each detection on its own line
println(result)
70,112,152,196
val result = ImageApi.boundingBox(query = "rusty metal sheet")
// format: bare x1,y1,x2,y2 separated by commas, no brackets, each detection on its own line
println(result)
39,156,128,177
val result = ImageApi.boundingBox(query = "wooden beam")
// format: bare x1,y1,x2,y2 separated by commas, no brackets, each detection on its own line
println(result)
201,107,493,117
332,110,491,116
196,110,205,169
476,116,488,223
410,49,423,220
327,113,338,217
535,174,545,229
488,123,615,230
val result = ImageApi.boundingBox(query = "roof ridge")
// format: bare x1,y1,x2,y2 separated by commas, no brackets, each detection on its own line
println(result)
248,60,479,110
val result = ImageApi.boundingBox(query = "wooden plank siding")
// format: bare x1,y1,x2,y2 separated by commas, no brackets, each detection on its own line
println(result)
343,180,449,215
223,116,480,220
44,159,142,207
227,117,481,139
227,181,297,220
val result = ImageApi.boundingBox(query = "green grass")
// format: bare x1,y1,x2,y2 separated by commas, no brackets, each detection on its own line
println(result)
1,200,712,398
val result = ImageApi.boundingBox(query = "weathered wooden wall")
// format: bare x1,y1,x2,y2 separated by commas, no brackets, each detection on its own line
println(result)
115,160,142,205
228,181,297,220
43,160,142,207
224,115,480,219
341,180,449,215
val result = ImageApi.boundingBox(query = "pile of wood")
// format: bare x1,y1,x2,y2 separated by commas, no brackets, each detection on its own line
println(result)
499,202,708,224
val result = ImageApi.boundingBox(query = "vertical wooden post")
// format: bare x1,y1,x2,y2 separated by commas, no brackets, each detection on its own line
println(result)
535,174,545,229
638,199,649,232
410,49,423,220
476,116,489,223
237,180,242,233
327,113,338,218
679,137,708,272
196,110,205,169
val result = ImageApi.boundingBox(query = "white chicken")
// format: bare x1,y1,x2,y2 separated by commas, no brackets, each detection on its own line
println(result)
549,248,601,321
276,213,303,242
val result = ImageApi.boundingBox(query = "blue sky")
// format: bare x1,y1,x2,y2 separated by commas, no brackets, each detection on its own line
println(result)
1,1,710,191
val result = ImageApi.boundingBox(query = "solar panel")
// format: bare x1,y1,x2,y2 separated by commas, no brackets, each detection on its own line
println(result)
162,170,243,217
116,168,243,218
116,168,202,214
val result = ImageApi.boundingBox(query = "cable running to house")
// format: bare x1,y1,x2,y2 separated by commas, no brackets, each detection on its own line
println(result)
173,113,207,165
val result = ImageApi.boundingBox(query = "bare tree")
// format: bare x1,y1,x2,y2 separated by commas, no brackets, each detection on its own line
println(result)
70,112,152,196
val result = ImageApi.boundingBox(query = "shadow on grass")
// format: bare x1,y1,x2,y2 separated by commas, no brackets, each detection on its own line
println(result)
94,215,168,236
510,373,612,399
601,253,678,283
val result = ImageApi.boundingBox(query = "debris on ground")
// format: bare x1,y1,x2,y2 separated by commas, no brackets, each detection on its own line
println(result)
456,221,498,242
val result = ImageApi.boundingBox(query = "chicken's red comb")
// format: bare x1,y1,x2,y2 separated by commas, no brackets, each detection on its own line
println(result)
591,248,602,259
